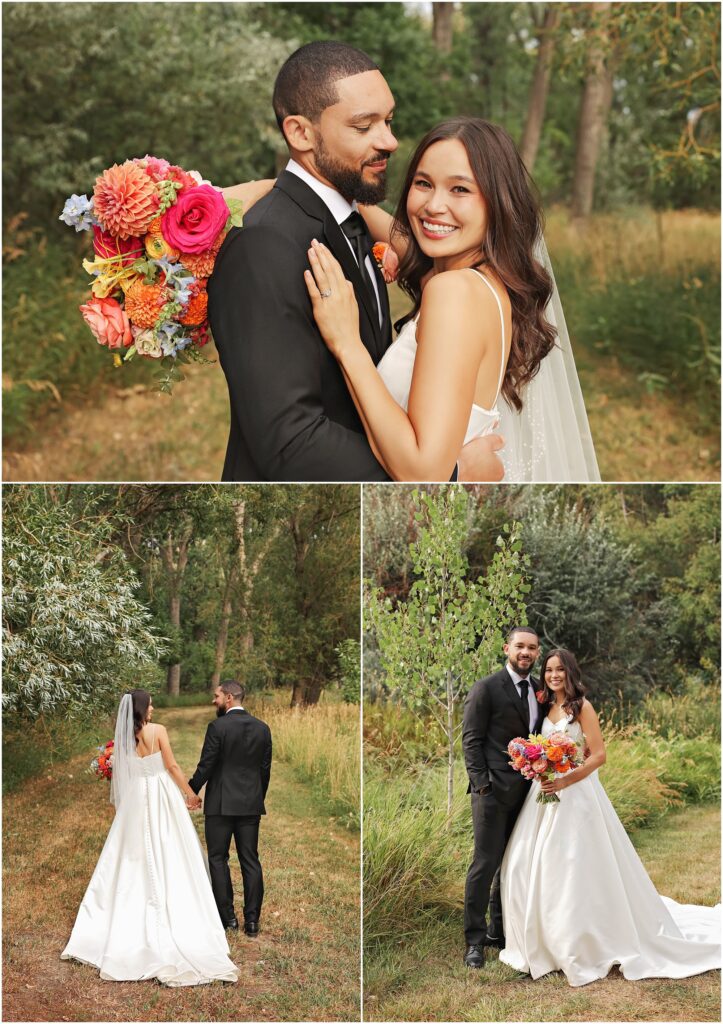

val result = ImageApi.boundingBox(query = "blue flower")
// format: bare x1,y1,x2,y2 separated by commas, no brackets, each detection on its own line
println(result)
59,194,96,232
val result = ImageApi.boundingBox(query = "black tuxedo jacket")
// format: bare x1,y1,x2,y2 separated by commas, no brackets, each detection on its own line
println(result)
189,708,272,817
208,171,393,481
462,667,547,805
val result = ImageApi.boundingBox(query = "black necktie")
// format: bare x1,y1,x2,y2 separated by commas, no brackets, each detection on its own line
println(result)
518,679,529,726
340,212,379,318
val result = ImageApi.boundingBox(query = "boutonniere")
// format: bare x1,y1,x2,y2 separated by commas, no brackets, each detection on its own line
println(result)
372,241,399,284
535,689,547,704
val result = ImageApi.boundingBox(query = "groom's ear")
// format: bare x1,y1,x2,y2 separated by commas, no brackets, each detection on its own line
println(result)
282,114,315,154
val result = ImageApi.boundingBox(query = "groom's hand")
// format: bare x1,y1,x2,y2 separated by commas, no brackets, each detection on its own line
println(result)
186,793,202,811
458,433,505,482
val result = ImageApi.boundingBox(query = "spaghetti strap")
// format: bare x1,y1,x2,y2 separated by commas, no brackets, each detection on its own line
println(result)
468,267,506,404
150,725,156,755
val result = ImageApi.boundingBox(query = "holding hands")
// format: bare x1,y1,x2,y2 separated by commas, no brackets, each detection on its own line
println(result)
186,791,202,811
304,239,361,360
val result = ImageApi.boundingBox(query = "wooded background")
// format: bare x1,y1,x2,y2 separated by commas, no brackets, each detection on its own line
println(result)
364,483,721,710
3,2,720,480
3,483,361,720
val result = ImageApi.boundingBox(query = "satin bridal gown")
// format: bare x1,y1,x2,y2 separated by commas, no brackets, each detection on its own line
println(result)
499,715,721,987
376,267,505,446
61,734,238,986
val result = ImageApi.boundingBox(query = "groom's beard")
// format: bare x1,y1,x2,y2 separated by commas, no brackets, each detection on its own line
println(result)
216,706,227,718
314,139,389,205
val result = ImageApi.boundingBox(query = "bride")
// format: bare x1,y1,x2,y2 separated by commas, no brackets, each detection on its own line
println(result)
61,690,238,986
302,116,600,482
499,649,720,987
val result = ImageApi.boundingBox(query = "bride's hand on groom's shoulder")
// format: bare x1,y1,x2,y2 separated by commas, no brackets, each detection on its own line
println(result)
221,179,275,212
305,240,361,359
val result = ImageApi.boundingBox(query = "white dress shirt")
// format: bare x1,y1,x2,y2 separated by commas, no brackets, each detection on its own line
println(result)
286,158,383,327
505,663,538,733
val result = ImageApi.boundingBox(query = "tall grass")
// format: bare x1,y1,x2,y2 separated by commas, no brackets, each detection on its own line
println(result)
259,701,360,827
546,208,721,413
364,684,721,941
3,227,152,442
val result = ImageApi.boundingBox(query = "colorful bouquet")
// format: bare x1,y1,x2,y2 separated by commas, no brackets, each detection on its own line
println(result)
507,731,583,804
89,740,114,781
60,156,243,391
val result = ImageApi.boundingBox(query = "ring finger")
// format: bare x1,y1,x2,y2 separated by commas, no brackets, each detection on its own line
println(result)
308,247,332,297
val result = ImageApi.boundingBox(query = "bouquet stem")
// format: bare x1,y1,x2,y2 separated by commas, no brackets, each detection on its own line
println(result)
536,790,560,804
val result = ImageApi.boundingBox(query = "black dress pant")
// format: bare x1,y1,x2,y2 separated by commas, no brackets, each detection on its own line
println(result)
463,786,527,945
205,814,263,925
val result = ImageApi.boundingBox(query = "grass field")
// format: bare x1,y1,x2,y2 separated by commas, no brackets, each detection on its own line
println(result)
3,209,719,482
2,705,360,1022
363,803,721,1022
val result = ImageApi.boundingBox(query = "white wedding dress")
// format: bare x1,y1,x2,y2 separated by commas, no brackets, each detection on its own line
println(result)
376,257,601,482
377,268,504,447
61,729,238,986
499,715,721,987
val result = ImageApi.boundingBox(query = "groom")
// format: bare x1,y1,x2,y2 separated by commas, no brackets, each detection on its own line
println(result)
461,626,546,968
208,40,504,482
189,680,272,937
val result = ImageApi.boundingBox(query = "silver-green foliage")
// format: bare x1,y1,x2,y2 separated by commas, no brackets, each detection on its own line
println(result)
3,492,167,719
367,486,530,813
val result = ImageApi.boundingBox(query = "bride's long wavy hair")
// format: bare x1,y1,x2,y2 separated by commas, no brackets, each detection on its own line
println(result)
538,649,586,722
391,117,556,411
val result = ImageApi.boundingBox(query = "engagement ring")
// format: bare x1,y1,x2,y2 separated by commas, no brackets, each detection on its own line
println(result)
320,289,332,298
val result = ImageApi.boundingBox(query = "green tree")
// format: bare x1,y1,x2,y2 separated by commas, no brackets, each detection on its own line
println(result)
367,486,530,817
2,486,166,720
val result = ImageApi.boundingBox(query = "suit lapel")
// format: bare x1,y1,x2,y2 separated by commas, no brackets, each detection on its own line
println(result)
501,669,532,735
369,243,392,346
322,210,385,359
273,172,387,362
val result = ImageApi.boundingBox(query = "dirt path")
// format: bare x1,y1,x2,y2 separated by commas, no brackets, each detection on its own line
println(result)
2,708,360,1022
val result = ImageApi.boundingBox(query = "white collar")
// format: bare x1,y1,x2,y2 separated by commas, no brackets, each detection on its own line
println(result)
226,705,245,712
506,663,532,687
286,158,356,226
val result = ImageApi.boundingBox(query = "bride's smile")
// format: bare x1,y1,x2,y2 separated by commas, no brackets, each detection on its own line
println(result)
407,137,487,270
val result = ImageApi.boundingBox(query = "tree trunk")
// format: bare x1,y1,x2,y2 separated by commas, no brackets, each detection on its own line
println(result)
519,6,560,172
571,2,614,220
432,3,454,54
290,678,323,707
161,526,192,697
446,669,455,824
210,563,237,690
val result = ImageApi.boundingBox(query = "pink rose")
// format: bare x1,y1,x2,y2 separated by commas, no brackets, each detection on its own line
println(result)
92,226,143,267
134,155,171,182
532,760,547,774
79,297,133,349
161,185,229,254
524,744,543,760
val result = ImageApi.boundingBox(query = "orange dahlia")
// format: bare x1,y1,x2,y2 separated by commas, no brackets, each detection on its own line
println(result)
179,233,224,277
124,278,169,328
93,161,160,240
179,288,208,326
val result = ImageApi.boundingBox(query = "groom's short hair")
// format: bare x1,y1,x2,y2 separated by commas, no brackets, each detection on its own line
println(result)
273,41,379,133
506,625,539,642
220,679,245,703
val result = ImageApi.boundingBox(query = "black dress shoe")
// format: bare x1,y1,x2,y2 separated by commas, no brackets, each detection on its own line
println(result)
484,932,505,948
464,944,485,968
244,920,259,937
224,916,239,931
